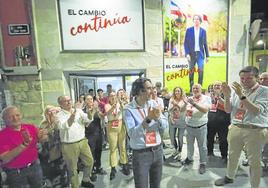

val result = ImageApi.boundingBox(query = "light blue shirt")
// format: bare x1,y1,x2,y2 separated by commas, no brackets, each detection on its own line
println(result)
230,85,268,127
123,99,168,150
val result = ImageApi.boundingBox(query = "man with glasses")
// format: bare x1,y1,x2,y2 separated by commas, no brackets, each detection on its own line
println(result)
207,81,230,163
123,78,168,188
56,96,95,188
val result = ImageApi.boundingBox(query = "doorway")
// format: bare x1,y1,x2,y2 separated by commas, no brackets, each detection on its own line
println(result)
69,73,143,102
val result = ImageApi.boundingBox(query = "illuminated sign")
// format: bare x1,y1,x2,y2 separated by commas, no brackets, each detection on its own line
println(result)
58,0,145,51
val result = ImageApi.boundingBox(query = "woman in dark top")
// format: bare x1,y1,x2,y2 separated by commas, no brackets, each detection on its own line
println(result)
207,81,230,162
83,94,107,177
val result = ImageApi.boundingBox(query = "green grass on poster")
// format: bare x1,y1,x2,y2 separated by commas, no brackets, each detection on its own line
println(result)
164,56,227,93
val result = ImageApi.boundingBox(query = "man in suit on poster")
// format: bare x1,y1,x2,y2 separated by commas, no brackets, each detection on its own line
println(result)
184,14,209,92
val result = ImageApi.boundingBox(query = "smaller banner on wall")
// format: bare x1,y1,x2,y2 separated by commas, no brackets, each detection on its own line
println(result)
58,0,144,51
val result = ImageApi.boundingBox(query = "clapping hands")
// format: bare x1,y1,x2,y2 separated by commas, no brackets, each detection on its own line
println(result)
38,128,49,142
147,106,161,121
187,97,195,105
232,81,243,97
221,82,231,98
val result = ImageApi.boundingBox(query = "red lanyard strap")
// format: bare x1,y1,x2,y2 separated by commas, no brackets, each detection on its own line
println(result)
246,83,259,98
239,83,260,108
112,107,118,116
137,107,146,119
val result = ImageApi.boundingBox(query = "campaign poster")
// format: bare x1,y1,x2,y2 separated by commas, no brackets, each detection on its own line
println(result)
162,0,228,93
58,0,144,51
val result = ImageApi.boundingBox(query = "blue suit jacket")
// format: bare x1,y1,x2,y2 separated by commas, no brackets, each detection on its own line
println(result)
184,26,209,59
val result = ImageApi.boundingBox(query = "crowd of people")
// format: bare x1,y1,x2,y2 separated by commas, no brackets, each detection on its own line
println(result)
1,66,268,188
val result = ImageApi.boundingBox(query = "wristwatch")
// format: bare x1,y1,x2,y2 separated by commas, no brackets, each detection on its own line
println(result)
145,118,152,124
240,96,246,100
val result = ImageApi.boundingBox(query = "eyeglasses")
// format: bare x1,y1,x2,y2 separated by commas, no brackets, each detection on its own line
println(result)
62,99,72,103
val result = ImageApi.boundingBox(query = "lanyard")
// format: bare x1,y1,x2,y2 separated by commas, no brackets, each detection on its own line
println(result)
212,96,219,106
193,95,202,102
110,103,118,116
112,107,118,116
240,83,259,108
137,107,146,119
245,83,259,98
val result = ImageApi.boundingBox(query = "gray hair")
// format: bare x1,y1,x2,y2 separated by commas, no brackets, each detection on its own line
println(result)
260,72,268,78
2,106,20,123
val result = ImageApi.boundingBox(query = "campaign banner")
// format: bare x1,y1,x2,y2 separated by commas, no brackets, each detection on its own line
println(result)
163,0,228,93
58,0,144,51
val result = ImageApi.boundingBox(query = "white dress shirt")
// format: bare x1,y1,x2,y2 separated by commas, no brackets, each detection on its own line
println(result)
56,109,92,143
194,27,200,52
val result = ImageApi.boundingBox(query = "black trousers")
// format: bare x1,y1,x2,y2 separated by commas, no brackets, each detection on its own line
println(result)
87,131,103,170
207,110,230,158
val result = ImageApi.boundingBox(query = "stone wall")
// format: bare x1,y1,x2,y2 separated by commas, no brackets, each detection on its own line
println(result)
5,75,43,125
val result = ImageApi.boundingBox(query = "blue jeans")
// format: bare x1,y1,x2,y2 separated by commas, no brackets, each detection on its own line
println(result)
189,51,204,91
132,146,163,188
5,160,43,188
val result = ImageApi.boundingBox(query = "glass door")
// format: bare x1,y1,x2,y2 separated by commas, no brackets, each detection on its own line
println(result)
69,72,144,101
70,76,96,102
96,76,123,93
125,75,140,95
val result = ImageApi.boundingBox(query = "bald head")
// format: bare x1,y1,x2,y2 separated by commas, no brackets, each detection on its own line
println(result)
2,106,22,129
192,84,202,96
57,95,73,111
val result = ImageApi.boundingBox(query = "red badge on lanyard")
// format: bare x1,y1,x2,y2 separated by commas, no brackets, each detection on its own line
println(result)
137,107,157,146
186,105,193,117
145,131,156,146
111,106,119,128
234,83,260,122
210,103,218,112
173,110,180,120
187,95,201,117
234,108,245,122
111,120,119,128
210,97,218,112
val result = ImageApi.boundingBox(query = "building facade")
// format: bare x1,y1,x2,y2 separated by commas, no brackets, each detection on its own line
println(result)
0,0,251,124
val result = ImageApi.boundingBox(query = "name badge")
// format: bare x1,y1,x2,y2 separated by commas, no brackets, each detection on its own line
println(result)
234,108,246,122
145,131,156,146
210,103,218,112
173,110,180,120
111,120,119,128
186,109,193,118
